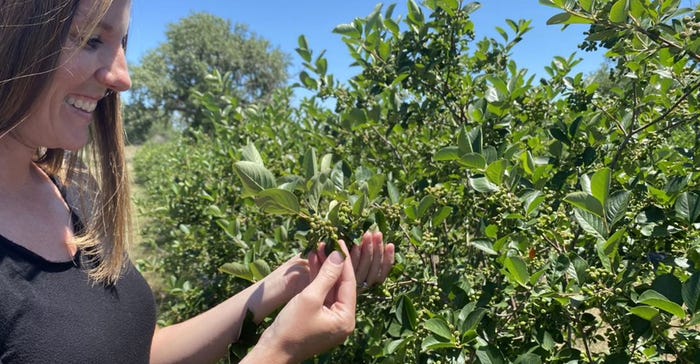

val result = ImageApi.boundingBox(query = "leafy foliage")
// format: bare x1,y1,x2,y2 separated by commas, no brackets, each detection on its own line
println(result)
134,0,700,362
124,13,290,142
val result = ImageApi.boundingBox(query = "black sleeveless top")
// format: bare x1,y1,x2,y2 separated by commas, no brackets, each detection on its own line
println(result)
0,178,156,363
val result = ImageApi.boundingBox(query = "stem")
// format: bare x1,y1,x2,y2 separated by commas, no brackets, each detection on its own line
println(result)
610,79,700,170
631,80,700,136
574,313,594,363
370,125,410,177
610,80,639,171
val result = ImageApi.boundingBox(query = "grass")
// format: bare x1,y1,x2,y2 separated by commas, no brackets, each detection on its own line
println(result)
125,144,167,296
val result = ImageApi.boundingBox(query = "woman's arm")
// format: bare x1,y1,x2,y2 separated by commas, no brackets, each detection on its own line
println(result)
149,232,394,364
149,256,311,364
240,242,356,364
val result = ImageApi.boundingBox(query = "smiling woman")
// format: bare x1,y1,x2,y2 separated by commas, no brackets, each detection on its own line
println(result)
0,1,394,363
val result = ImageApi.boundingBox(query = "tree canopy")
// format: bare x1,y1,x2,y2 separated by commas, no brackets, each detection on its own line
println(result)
124,12,290,142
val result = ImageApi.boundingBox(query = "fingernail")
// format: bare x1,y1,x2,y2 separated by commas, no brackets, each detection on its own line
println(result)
329,251,344,265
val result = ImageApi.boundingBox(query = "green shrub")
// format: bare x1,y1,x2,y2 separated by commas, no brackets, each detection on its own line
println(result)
134,0,700,362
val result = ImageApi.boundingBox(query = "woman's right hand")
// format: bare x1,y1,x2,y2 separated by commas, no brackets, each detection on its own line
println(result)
241,240,356,364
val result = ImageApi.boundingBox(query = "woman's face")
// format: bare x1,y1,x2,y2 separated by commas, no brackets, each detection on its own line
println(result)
15,0,132,152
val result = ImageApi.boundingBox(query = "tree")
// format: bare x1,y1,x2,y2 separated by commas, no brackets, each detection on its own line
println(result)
124,12,290,142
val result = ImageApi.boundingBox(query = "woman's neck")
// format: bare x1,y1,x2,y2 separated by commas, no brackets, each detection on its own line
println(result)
0,135,41,193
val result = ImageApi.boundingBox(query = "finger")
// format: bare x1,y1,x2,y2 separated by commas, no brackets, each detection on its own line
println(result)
306,250,345,304
324,240,352,306
308,250,321,282
350,243,361,272
317,242,328,263
354,232,373,284
332,240,357,310
366,232,384,285
378,243,395,283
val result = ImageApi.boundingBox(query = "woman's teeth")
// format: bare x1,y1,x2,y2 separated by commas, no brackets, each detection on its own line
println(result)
66,96,97,113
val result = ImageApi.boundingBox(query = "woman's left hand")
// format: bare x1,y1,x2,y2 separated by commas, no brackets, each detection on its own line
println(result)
250,230,395,322
310,231,395,291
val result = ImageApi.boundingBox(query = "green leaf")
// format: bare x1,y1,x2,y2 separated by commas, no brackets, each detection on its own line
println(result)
504,255,530,287
637,290,686,318
302,148,318,179
522,190,545,215
299,71,317,89
682,272,700,313
546,12,594,25
471,240,498,255
468,127,483,153
597,228,624,271
396,295,418,331
648,185,671,205
485,225,498,239
385,339,405,355
521,151,536,176
486,159,507,185
573,208,607,241
233,161,276,197
421,335,458,351
434,146,461,161
457,127,472,153
219,262,254,282
675,192,700,225
352,193,367,216
565,191,605,217
240,143,264,165
387,180,400,204
404,205,417,220
610,0,629,23
333,23,360,37
550,128,570,145
629,0,644,19
424,317,454,340
580,0,593,11
457,153,487,170
690,313,700,326
651,274,684,306
249,259,271,281
469,177,499,193
407,0,425,24
628,306,660,321
319,153,334,174
254,188,300,215
416,195,436,219
476,345,506,364
515,353,542,364
204,204,223,217
432,206,453,226
538,0,558,7
591,168,611,206
367,174,386,200
606,190,631,227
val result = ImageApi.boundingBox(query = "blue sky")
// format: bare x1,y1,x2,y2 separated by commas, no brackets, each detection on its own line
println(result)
123,1,665,86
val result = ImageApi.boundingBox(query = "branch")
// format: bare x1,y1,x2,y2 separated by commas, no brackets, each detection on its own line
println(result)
610,79,700,170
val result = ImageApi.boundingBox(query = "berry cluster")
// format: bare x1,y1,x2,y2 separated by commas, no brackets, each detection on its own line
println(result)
519,97,547,122
567,90,593,112
305,214,340,251
381,202,403,223
680,14,700,40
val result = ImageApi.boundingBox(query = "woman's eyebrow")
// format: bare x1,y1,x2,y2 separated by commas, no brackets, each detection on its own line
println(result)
96,22,114,33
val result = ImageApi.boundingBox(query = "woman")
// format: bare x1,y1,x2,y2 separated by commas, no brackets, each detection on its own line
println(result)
0,0,395,363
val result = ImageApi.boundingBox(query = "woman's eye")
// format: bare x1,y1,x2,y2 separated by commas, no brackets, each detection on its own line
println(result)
84,36,103,50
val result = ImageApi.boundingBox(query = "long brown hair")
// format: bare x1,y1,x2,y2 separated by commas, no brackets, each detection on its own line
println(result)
0,0,132,285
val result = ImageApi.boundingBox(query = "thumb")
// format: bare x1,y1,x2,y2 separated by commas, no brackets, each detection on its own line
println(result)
306,250,345,303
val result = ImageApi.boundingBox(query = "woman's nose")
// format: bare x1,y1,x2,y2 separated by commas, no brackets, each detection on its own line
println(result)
96,47,131,92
